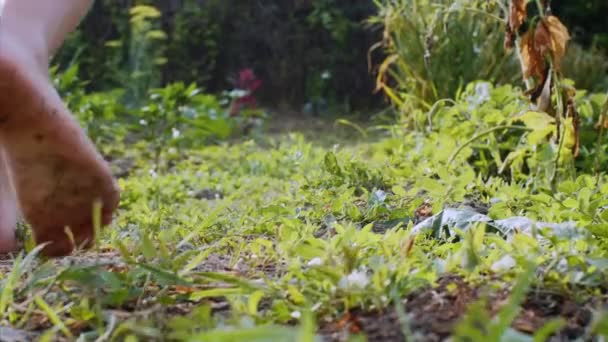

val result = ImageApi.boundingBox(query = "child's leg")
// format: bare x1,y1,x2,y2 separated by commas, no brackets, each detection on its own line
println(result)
0,0,120,256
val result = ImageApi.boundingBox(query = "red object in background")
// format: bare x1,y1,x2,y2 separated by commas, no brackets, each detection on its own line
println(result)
229,68,262,116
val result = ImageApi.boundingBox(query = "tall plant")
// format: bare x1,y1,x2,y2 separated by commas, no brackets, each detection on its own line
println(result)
503,0,580,188
126,5,167,106
372,0,520,109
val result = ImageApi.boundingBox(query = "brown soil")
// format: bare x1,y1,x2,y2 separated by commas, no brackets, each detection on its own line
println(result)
322,275,597,342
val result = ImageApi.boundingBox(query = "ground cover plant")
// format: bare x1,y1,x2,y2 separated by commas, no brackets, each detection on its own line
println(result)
3,1,608,342
2,84,608,341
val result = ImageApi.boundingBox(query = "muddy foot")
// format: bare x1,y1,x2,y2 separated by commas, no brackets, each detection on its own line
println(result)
0,33,120,257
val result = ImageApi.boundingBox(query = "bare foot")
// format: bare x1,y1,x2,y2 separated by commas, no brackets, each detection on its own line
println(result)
0,33,120,257
0,148,18,254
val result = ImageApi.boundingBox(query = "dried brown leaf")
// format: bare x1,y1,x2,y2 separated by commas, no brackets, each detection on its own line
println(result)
520,30,544,80
534,16,570,71
504,0,527,52
509,0,527,32
332,313,363,334
534,20,551,57
414,202,433,222
532,16,570,72
374,54,398,93
544,15,570,70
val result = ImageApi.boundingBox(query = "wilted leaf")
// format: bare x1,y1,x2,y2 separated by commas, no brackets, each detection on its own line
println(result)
519,30,544,81
522,15,570,82
505,0,527,51
534,19,551,59
521,15,570,85
543,16,570,70
374,54,403,108
509,0,527,33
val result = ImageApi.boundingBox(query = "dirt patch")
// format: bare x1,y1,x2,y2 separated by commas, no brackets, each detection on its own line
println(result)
507,290,593,340
322,310,405,342
322,275,477,342
322,275,597,341
402,275,478,341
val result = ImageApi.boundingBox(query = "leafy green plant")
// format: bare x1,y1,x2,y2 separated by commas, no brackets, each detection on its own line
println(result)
133,82,233,171
371,0,605,188
6,105,608,339
52,64,127,150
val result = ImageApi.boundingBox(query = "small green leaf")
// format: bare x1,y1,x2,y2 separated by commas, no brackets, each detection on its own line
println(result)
248,291,265,316
190,288,245,301
287,286,306,305
34,295,73,339
323,152,342,176
392,185,406,197
141,234,157,260
514,111,556,130
562,198,578,209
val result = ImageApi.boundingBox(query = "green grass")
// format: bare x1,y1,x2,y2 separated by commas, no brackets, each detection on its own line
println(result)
2,84,608,341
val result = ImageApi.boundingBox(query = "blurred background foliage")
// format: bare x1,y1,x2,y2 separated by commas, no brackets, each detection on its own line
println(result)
53,0,381,112
51,0,608,114
554,1,608,48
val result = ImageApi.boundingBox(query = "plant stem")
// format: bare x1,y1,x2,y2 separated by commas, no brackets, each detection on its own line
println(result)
534,0,545,17
594,92,608,187
447,125,533,167
550,69,565,191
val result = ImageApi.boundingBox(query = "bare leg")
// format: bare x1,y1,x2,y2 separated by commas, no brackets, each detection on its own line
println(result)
0,0,120,256
2,0,94,60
